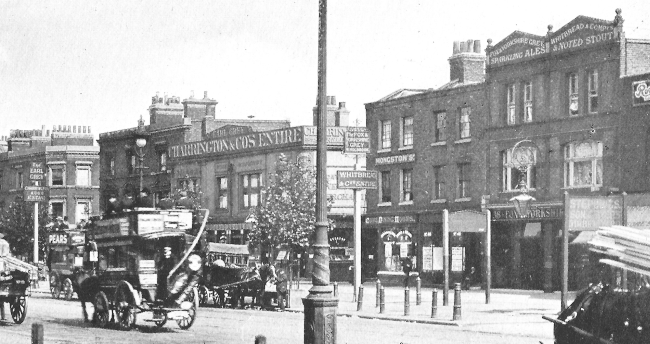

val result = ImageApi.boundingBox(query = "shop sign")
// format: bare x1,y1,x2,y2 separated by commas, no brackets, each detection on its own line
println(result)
491,206,563,221
365,214,417,225
633,80,650,107
344,127,370,154
336,170,378,189
487,32,546,66
207,222,253,231
303,126,346,146
24,186,48,202
206,125,253,139
449,210,485,232
48,232,69,245
29,162,45,181
550,17,615,54
375,153,415,166
567,196,622,231
624,193,650,229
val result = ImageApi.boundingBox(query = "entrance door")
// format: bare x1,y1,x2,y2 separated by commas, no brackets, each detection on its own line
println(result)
519,223,543,290
361,228,378,280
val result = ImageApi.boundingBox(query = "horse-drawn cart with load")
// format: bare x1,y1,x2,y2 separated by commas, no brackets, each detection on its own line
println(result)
79,207,208,330
0,256,35,324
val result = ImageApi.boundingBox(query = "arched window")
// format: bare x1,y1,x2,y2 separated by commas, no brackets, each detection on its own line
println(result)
564,141,603,188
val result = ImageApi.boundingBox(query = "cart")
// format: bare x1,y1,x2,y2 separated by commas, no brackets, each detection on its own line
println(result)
80,208,208,331
0,256,34,324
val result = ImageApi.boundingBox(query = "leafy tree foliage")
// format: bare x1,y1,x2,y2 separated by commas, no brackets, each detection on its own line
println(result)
248,154,332,256
0,200,49,261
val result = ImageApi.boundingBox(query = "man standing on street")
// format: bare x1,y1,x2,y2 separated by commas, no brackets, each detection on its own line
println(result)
401,257,412,288
0,232,10,320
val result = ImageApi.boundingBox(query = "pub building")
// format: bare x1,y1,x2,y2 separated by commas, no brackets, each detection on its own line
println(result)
98,93,366,281
366,9,650,290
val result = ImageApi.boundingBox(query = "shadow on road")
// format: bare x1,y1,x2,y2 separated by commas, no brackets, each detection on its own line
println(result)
42,317,177,334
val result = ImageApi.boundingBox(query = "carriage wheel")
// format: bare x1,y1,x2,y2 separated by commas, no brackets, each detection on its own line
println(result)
176,288,198,330
9,296,27,324
114,282,137,331
92,291,110,328
50,274,61,299
63,278,74,301
198,286,209,307
153,310,167,328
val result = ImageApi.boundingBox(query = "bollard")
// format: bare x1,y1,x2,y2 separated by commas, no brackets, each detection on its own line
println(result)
404,286,410,316
255,335,267,344
357,285,364,311
297,268,300,289
286,287,291,309
376,279,381,308
453,282,462,321
431,288,438,318
379,286,385,314
32,322,44,344
416,276,422,305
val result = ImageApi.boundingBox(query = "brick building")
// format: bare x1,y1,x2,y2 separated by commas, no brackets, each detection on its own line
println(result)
365,9,650,290
0,125,99,225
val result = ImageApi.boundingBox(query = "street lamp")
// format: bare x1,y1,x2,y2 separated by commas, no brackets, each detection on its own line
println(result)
508,140,537,217
135,137,147,195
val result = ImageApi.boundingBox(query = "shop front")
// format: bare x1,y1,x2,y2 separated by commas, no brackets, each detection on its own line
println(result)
488,202,564,291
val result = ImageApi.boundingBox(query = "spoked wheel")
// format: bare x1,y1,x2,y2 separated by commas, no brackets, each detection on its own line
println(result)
63,278,74,301
153,310,167,328
176,288,198,330
92,291,110,328
9,296,27,324
50,274,61,299
114,282,137,331
198,286,209,307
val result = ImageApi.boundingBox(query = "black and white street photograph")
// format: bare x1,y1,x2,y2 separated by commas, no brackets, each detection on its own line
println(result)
1,1,650,343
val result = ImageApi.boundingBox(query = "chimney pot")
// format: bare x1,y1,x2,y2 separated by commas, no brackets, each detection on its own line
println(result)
459,41,466,53
190,90,195,98
331,96,337,106
466,40,474,52
473,40,481,53
339,102,346,109
73,126,77,133
453,41,460,54
204,91,208,99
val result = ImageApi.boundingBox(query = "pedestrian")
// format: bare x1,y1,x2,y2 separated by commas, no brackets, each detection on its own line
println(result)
275,268,288,311
401,257,412,288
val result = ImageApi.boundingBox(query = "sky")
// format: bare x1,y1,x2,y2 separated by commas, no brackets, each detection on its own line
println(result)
1,1,649,139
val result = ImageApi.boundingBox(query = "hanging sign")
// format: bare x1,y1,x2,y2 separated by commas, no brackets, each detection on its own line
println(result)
344,127,370,154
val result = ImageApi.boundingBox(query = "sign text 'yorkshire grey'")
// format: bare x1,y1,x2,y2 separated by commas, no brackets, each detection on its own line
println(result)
633,80,650,106
488,16,616,66
344,127,370,154
375,153,415,165
336,170,378,189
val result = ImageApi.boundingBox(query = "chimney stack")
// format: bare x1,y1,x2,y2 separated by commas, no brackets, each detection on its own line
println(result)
448,39,486,84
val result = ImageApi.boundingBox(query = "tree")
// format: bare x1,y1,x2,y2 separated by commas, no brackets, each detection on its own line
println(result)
248,154,332,259
0,199,49,261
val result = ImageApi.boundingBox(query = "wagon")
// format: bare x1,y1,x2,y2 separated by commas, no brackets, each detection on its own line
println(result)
198,243,253,307
0,256,34,324
80,208,207,331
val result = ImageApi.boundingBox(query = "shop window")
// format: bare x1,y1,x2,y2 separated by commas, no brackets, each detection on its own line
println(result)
588,70,598,114
564,141,603,188
401,116,413,147
240,173,261,208
506,84,516,125
380,120,391,150
457,163,471,199
434,111,447,143
381,231,415,272
502,149,537,191
400,169,413,203
50,166,64,186
75,165,91,186
379,171,391,204
524,81,533,123
216,176,228,210
459,107,471,139
432,165,445,200
569,72,579,116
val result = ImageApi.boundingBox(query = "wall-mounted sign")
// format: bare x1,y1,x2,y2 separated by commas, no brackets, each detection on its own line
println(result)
624,193,650,229
491,206,564,221
344,127,370,154
633,80,650,107
487,32,546,66
24,186,48,202
365,214,417,225
336,170,378,189
375,153,415,165
567,196,622,231
303,126,347,146
206,125,253,139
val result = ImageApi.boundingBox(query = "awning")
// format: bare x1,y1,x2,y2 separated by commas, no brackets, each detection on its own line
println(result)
570,231,597,244
207,243,250,255
140,231,185,240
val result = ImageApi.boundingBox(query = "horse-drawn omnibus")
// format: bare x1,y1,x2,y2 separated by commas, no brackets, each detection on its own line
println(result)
46,229,92,300
79,208,207,331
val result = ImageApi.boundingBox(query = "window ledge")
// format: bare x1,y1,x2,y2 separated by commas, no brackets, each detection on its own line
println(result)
378,202,391,207
454,197,472,202
430,141,447,147
430,199,447,204
398,146,413,151
562,186,602,191
454,138,471,144
500,188,537,194
377,149,391,154
398,201,414,205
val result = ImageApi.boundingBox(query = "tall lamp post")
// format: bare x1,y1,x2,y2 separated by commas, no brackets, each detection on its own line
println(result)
303,1,338,343
135,137,148,195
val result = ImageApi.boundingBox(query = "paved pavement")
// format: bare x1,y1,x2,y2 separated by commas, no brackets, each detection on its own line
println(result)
32,278,570,340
